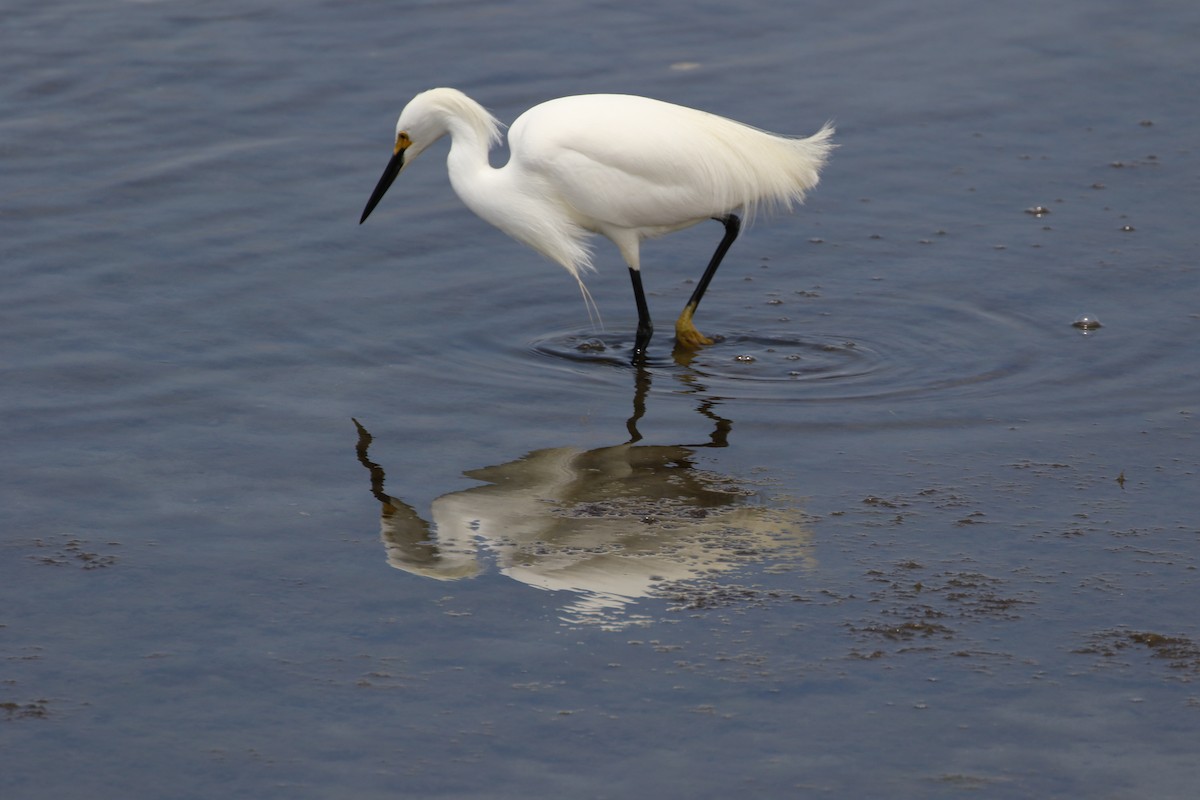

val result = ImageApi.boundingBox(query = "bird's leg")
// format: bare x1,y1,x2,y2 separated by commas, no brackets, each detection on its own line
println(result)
628,267,654,360
675,214,741,349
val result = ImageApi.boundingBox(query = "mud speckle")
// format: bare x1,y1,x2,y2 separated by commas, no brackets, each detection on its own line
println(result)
845,563,1034,659
662,581,809,611
19,537,120,570
1,699,50,720
1075,629,1200,678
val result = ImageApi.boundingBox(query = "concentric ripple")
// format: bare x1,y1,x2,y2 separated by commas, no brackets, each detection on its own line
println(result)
437,283,1190,427
528,291,1041,406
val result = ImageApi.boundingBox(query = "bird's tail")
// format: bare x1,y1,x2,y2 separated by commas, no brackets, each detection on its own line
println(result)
721,120,835,225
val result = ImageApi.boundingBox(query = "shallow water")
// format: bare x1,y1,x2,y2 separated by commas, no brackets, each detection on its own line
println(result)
4,0,1199,797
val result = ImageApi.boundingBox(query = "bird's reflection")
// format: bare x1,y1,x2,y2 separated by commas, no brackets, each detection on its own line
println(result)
353,367,811,628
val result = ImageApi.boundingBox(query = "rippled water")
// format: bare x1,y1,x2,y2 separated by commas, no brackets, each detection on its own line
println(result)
4,1,1199,798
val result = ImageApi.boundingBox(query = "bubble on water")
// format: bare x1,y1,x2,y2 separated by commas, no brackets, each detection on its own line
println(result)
575,338,607,352
1072,314,1102,331
734,354,756,363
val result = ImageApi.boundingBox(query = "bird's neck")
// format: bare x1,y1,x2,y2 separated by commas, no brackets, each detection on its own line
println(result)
446,123,494,175
445,120,509,230
440,95,500,174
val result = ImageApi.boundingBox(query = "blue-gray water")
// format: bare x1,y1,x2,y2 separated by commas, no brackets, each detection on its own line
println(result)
3,1,1199,797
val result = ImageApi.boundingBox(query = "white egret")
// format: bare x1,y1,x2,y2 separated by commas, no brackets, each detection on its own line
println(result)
360,88,833,358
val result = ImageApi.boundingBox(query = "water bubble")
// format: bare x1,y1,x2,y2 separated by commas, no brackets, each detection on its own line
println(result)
1072,314,1102,331
734,354,756,363
576,338,607,352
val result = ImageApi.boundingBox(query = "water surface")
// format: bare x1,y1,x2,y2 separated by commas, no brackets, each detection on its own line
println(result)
3,1,1199,798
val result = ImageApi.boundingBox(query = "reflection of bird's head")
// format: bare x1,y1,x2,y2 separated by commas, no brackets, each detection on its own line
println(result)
379,501,481,580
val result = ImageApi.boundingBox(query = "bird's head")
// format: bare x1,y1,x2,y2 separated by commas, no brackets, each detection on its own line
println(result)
359,127,414,225
359,91,457,224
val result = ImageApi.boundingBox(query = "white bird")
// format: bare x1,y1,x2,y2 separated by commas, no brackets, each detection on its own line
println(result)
360,88,833,358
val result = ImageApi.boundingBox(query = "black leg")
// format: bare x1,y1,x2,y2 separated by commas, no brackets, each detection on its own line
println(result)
629,267,654,360
686,215,741,313
675,214,741,348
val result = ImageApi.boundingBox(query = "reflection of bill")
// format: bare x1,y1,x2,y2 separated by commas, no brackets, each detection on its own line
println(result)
353,414,812,629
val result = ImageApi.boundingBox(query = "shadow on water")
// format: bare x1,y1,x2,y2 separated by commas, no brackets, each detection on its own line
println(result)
353,366,812,629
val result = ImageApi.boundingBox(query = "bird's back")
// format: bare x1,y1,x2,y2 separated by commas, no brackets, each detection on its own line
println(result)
508,94,833,233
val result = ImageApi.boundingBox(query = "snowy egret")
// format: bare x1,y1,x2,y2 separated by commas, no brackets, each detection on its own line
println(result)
360,88,833,358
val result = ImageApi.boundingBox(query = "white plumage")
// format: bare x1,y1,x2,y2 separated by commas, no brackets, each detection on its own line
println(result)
361,88,833,358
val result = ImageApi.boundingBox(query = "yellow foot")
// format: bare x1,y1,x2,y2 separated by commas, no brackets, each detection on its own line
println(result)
674,306,714,350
